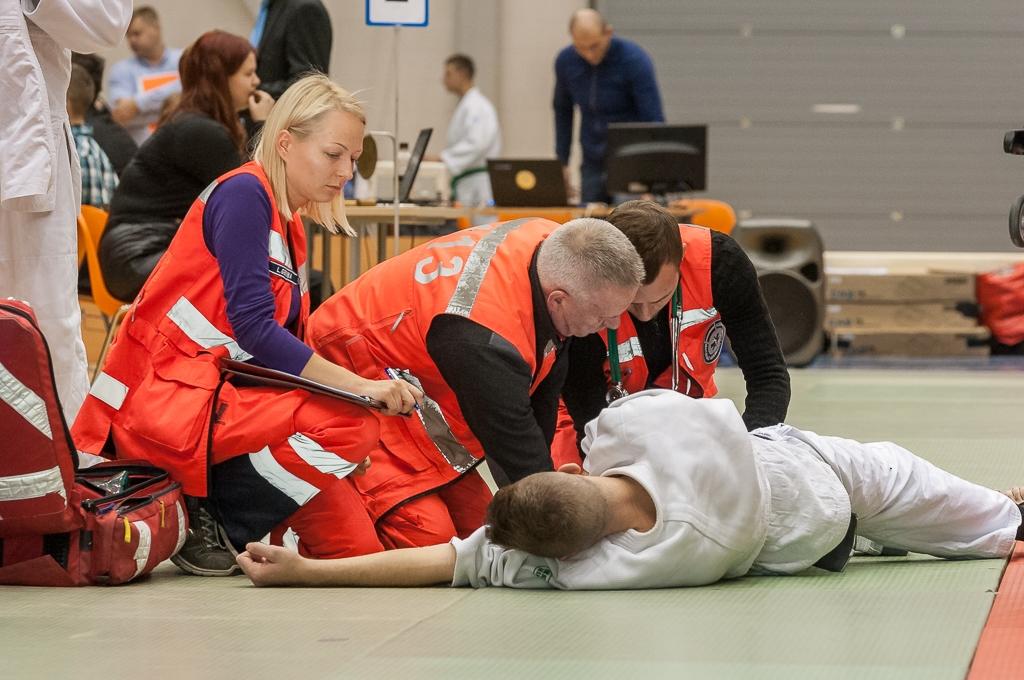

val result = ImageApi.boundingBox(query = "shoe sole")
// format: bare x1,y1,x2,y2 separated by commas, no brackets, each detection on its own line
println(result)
170,554,242,577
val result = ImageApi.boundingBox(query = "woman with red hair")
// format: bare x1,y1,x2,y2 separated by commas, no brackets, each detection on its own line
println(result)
99,30,273,302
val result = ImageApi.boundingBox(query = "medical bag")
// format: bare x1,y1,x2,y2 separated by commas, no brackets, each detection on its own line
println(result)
0,299,186,585
977,264,1024,346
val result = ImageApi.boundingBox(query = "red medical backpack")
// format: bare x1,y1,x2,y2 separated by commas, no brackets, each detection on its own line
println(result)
0,299,187,585
977,264,1024,346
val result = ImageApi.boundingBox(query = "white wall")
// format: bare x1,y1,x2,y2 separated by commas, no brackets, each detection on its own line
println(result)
94,0,583,159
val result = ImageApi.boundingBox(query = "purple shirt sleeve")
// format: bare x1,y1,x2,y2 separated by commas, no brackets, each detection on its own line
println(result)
202,174,313,375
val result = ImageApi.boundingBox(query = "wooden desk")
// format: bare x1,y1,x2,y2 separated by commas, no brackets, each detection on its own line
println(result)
314,203,727,297
474,205,698,222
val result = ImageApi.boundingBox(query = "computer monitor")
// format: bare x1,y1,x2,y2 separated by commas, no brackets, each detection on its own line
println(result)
398,128,433,203
605,123,707,195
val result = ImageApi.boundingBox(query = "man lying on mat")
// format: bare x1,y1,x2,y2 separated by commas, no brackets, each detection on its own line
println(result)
237,390,1024,589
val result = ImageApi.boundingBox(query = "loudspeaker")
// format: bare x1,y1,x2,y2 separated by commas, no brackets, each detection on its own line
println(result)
733,219,824,367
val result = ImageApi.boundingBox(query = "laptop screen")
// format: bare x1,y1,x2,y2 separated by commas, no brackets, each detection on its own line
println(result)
398,128,433,203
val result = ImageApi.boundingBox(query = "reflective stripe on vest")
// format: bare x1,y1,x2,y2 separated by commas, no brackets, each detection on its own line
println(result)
446,219,530,317
89,371,129,411
0,360,53,439
166,296,253,361
614,336,644,363
681,307,718,329
0,466,66,502
198,179,218,203
268,230,293,269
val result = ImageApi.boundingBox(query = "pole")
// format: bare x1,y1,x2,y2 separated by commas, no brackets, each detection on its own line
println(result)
392,24,401,258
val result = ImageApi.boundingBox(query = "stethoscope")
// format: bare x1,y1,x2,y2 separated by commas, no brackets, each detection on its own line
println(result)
605,283,683,404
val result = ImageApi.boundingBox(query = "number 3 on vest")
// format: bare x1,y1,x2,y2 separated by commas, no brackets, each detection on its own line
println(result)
414,255,464,284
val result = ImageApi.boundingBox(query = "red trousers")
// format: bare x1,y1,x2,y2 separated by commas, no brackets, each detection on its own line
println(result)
211,385,491,559
551,400,584,469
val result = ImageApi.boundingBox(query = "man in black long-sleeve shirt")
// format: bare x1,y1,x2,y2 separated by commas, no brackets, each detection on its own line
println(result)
251,0,332,100
558,201,790,462
426,248,571,486
308,218,644,549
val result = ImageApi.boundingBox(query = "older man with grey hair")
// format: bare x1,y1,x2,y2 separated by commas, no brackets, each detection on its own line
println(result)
242,217,646,556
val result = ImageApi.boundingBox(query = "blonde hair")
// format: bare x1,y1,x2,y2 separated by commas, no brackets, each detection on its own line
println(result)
253,73,365,235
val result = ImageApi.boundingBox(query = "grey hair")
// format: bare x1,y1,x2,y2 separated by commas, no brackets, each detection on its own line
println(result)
536,218,644,297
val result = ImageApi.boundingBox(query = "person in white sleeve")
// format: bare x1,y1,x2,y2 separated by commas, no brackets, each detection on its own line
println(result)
439,54,501,214
0,0,131,421
237,390,1024,589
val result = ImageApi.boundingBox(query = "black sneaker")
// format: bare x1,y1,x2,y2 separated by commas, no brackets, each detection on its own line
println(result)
170,496,241,576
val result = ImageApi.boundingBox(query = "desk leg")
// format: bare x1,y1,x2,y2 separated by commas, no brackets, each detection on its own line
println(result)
321,230,333,301
377,222,390,264
346,222,366,284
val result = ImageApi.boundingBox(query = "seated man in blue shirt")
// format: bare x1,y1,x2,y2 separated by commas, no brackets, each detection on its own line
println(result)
107,6,183,144
554,8,664,204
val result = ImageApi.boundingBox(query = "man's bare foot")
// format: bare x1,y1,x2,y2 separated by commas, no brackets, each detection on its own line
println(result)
1002,486,1024,504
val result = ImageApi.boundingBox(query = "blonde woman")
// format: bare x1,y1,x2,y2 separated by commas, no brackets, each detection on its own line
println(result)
73,74,421,576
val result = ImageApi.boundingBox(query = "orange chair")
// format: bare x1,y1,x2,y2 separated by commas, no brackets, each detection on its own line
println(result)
77,205,129,320
669,198,737,235
78,206,131,378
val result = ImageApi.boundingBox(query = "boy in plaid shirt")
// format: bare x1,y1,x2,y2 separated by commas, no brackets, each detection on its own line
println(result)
68,64,118,209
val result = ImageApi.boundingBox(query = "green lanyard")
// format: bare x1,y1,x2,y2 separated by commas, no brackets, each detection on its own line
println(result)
606,282,682,402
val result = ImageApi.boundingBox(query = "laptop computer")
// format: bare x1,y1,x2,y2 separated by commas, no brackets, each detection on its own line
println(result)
487,159,568,207
398,128,433,204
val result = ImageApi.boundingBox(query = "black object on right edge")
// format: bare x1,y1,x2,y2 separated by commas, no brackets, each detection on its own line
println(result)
733,219,825,367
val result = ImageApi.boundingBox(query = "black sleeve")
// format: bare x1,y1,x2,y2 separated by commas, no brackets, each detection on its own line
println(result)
426,315,555,484
260,3,333,99
560,333,610,445
530,346,570,449
169,117,244,187
711,231,792,429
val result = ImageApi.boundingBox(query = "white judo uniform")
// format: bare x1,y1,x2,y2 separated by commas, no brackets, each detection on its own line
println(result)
451,391,1021,589
0,0,130,420
440,86,501,212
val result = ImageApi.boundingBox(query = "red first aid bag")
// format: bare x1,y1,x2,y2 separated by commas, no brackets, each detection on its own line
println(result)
977,265,1024,346
0,299,186,586
76,461,187,585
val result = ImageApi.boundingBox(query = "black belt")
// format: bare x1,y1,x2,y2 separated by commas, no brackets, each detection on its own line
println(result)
813,513,858,572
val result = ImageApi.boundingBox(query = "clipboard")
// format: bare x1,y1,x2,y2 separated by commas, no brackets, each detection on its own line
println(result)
220,359,389,412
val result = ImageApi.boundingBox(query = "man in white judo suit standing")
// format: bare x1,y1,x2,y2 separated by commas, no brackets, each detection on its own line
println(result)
238,390,1024,589
439,54,501,214
0,0,131,420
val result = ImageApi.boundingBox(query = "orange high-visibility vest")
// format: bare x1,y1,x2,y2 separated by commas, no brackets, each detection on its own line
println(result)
308,218,561,519
600,224,724,397
551,225,725,469
72,162,310,496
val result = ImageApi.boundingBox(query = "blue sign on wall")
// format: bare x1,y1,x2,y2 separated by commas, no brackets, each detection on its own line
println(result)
366,0,429,27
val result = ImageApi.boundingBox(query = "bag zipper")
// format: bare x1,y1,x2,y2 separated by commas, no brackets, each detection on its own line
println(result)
84,480,181,517
112,481,181,517
80,469,171,512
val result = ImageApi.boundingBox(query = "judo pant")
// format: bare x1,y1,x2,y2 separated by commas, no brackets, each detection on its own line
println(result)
0,125,89,421
765,424,1021,562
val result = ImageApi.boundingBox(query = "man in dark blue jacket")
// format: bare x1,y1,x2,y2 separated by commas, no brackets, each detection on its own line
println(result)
553,9,664,204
